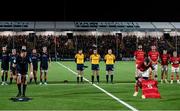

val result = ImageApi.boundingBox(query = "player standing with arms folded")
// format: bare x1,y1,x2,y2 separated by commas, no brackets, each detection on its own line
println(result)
104,49,116,83
160,49,170,83
148,45,159,80
90,49,101,84
75,49,85,83
1,46,9,85
170,51,180,84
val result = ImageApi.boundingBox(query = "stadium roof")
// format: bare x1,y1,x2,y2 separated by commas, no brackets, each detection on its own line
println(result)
0,21,180,32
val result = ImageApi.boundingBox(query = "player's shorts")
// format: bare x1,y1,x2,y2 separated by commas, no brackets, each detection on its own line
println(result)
171,67,179,73
40,65,48,70
77,64,84,71
106,65,114,71
1,65,9,71
33,64,38,71
161,65,168,71
91,64,99,70
17,71,28,75
138,69,150,78
152,64,158,72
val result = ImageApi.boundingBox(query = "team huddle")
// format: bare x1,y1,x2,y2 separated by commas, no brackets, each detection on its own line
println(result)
133,45,180,97
1,46,50,97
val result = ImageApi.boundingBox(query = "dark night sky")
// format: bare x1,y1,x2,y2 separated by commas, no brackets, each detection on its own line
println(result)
0,0,180,21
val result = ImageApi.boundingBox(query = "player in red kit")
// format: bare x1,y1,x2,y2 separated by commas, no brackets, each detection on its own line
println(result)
134,45,145,80
170,51,180,84
160,49,170,84
133,58,155,97
148,45,159,80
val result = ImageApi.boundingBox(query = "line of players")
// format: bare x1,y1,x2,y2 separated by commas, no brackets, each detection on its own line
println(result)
75,49,116,84
134,45,180,84
1,46,51,86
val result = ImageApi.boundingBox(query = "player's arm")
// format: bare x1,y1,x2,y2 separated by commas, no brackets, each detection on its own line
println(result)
75,54,77,63
134,51,137,61
48,54,51,64
27,57,33,77
99,55,101,63
104,55,107,63
114,55,116,63
84,55,86,63
90,55,92,63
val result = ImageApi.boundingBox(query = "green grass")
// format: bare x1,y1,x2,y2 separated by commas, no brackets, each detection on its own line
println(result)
0,61,180,110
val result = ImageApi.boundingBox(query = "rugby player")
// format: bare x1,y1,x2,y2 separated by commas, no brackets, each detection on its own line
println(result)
160,49,169,83
39,47,51,85
13,47,33,97
1,46,9,85
148,45,159,80
9,49,18,84
170,51,180,84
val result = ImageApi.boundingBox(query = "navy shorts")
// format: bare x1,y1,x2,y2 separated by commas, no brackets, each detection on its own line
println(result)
40,64,48,70
91,64,99,70
106,65,114,71
33,64,38,71
77,64,84,71
1,66,9,71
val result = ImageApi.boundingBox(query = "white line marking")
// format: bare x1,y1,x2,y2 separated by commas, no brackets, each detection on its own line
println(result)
57,62,138,111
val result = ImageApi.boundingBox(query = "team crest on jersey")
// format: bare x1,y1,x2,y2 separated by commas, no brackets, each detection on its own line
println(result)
148,84,153,89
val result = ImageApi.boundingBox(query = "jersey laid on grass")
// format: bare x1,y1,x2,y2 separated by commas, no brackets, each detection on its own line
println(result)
141,79,161,98
75,53,85,64
90,54,100,64
104,54,115,64
134,50,145,65
170,57,180,68
148,51,159,63
160,54,169,65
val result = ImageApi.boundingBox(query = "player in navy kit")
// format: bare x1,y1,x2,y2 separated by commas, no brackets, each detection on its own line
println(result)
1,47,10,85
13,46,33,97
39,47,51,85
29,49,39,84
9,49,18,84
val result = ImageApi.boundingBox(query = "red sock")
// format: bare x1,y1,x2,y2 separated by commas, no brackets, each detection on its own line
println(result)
135,84,138,92
171,74,174,80
176,75,179,80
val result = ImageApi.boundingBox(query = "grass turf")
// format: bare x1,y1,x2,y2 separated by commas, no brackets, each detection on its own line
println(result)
0,61,180,110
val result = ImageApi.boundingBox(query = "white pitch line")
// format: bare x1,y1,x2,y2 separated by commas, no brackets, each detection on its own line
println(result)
57,62,138,111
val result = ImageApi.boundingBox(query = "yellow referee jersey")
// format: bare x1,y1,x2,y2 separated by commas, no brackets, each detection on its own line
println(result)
75,53,85,64
90,54,100,64
104,54,115,64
